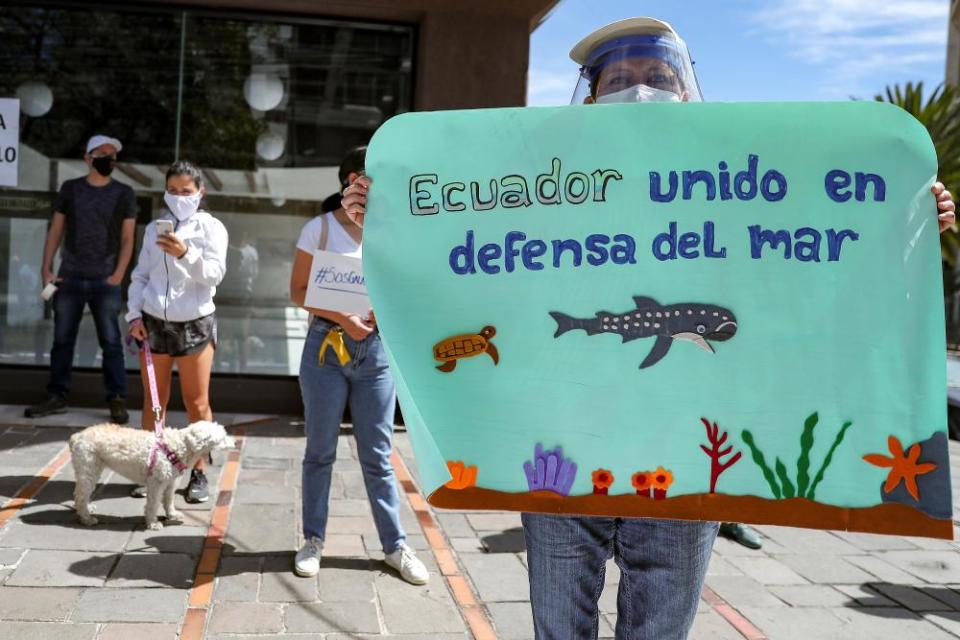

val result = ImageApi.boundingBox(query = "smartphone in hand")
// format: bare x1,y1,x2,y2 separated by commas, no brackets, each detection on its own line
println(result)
155,219,175,236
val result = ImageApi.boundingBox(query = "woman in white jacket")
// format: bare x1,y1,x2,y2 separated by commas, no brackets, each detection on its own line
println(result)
126,160,228,503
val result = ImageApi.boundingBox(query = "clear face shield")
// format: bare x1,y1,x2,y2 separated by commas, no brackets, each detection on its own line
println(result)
570,33,703,105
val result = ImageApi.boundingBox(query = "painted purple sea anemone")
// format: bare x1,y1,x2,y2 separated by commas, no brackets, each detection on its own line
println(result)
524,443,577,496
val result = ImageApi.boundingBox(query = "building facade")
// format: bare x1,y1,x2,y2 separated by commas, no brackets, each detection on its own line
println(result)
0,0,559,412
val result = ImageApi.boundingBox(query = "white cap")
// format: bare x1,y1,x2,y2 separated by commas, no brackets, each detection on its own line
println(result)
85,134,123,154
570,17,680,65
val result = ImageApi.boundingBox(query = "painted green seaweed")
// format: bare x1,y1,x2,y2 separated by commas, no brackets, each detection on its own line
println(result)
806,421,853,500
741,413,853,501
741,430,781,498
795,412,818,497
774,458,796,498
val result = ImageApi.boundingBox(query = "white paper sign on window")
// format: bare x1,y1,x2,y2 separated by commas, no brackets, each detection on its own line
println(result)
0,99,19,188
304,249,370,317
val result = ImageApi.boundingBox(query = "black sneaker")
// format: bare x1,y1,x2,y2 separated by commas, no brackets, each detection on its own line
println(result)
108,397,129,424
24,395,67,418
185,469,209,503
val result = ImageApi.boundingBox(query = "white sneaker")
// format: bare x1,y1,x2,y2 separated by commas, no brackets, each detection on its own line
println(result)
294,537,323,577
384,542,429,585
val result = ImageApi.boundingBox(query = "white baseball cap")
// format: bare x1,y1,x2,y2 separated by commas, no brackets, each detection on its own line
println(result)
85,134,123,154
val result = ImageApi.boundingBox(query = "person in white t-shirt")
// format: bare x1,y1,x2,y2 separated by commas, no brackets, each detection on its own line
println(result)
288,146,428,585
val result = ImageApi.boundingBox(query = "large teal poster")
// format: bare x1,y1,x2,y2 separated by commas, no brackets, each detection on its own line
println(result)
364,102,952,539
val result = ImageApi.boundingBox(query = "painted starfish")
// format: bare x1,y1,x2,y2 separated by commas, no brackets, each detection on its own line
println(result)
863,436,937,501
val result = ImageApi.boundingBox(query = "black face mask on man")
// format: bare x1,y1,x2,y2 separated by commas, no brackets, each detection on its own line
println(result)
91,156,116,177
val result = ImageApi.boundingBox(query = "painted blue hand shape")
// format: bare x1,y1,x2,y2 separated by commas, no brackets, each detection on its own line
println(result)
524,443,577,496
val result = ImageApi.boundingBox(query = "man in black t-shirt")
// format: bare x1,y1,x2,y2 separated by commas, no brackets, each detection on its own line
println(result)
26,135,138,423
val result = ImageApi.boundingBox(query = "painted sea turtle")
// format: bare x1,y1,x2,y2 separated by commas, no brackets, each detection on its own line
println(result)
433,326,499,372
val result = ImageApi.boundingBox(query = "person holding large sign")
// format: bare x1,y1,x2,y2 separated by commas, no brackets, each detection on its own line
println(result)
288,147,428,585
344,17,957,640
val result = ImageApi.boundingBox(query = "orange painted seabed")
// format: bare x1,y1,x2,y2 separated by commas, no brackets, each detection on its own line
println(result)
428,488,954,539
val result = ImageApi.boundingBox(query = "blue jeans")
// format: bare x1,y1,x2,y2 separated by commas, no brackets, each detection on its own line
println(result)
523,514,718,640
299,319,405,553
48,277,126,400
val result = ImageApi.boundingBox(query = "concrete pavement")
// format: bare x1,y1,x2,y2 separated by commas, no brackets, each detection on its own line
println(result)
0,408,959,638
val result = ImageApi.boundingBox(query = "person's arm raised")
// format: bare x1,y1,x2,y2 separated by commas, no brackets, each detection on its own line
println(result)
341,175,372,227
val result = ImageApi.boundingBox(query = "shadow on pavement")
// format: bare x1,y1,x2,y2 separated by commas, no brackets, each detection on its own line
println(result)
849,583,960,615
480,526,526,553
65,541,376,588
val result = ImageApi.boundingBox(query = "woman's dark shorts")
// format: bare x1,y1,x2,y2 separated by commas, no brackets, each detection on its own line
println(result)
142,313,217,357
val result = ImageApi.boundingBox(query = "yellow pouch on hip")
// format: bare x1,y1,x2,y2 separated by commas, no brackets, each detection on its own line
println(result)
319,327,351,366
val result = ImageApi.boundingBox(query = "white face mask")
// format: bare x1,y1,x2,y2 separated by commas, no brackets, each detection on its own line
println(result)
163,192,202,221
596,83,681,104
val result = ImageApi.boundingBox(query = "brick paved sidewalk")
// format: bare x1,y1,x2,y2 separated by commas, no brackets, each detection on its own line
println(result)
1,410,960,639
0,413,470,639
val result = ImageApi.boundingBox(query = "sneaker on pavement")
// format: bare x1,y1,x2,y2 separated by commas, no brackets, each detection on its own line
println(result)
185,469,209,503
130,485,147,498
24,395,67,418
294,537,323,577
719,522,763,550
384,542,429,585
108,397,129,424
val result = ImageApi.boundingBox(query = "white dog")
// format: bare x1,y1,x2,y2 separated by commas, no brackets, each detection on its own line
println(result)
69,421,235,530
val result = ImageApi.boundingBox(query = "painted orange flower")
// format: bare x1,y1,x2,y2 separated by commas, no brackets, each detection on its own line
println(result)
592,468,615,489
863,436,936,502
651,467,674,491
632,471,652,492
445,460,478,490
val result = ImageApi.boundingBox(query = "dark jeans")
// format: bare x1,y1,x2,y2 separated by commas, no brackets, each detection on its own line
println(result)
48,277,126,401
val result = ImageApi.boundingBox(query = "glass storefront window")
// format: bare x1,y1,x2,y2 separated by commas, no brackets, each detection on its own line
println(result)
0,3,414,376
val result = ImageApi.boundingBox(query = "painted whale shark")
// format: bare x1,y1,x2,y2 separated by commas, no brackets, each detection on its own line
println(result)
549,296,738,369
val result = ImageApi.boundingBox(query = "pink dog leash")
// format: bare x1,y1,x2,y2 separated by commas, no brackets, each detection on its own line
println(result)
140,339,187,476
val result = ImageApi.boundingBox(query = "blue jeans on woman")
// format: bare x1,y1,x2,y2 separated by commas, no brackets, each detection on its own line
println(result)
522,514,718,640
299,319,405,553
48,277,126,400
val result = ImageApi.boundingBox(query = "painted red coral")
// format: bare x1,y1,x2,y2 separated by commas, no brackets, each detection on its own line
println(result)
699,418,742,493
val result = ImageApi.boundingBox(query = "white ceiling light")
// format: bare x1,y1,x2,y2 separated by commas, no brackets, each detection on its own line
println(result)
256,132,285,161
243,73,284,111
16,81,54,117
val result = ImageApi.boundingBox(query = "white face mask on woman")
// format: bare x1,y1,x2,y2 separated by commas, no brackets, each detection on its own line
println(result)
596,83,681,104
163,192,202,221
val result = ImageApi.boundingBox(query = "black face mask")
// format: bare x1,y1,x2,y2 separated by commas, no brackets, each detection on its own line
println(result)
91,156,115,177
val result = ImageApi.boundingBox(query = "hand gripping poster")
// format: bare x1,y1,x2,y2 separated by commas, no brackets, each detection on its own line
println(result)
363,101,953,539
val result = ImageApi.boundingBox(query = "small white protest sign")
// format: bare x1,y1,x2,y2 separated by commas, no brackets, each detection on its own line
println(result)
304,250,370,316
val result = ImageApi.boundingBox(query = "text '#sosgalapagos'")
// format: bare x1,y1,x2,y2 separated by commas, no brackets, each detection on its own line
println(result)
314,266,365,287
